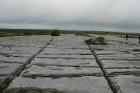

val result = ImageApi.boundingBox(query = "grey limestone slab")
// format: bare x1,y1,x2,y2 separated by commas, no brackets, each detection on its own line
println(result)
31,58,99,67
100,60,140,69
0,55,30,64
105,68,140,76
0,77,7,84
95,51,129,55
0,62,23,78
47,45,89,49
109,75,140,93
41,48,91,54
4,76,113,93
22,65,103,77
98,57,140,60
36,54,95,59
97,54,136,58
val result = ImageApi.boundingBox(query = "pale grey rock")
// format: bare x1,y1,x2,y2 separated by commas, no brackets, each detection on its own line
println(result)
0,62,23,78
109,75,140,93
100,60,140,69
105,69,140,76
0,55,29,64
22,65,103,77
31,58,99,67
41,48,91,54
36,55,95,59
4,76,113,93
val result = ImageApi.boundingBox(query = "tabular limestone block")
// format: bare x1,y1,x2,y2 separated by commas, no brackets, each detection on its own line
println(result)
47,44,89,49
36,55,95,59
4,76,113,93
0,55,29,64
0,62,23,78
41,48,91,54
95,51,129,55
22,65,103,77
109,75,140,93
31,58,99,67
105,69,140,76
100,60,140,69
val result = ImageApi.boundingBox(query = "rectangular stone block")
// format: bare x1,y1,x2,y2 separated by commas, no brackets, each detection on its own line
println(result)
4,76,113,93
22,65,103,77
100,60,140,69
105,69,140,76
0,55,29,64
31,58,99,67
109,75,140,93
41,48,91,54
36,55,95,59
0,62,23,78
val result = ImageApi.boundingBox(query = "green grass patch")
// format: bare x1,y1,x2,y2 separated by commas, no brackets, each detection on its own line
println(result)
23,75,33,79
132,49,140,51
91,49,94,52
80,53,93,55
0,78,12,93
16,88,26,93
37,89,42,93
95,48,104,50
0,29,140,37
85,37,107,45
51,90,61,93
51,29,60,36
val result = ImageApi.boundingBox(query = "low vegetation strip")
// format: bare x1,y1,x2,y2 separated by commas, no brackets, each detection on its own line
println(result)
0,29,140,37
85,37,107,45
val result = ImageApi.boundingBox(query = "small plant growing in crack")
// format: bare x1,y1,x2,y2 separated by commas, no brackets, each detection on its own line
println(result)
0,78,12,93
23,64,26,68
95,48,103,50
91,49,94,53
132,49,140,51
85,37,107,45
23,75,33,79
37,89,42,93
16,88,26,93
51,90,61,93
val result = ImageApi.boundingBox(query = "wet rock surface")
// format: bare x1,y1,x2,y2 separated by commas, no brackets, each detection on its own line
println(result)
2,34,140,93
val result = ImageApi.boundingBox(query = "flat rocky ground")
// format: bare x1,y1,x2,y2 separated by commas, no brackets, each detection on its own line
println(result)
0,34,140,93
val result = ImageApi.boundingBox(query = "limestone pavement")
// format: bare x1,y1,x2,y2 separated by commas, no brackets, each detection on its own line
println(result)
1,34,140,93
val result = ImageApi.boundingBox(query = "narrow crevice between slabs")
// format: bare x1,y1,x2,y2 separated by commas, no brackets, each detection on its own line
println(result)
86,43,117,93
23,74,104,79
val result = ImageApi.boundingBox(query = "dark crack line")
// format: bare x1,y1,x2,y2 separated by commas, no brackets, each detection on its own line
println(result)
86,43,117,93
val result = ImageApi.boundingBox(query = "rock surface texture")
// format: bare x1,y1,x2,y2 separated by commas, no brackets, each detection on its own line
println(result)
1,34,140,93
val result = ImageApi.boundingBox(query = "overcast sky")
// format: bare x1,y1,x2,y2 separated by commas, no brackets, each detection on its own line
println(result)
0,0,140,33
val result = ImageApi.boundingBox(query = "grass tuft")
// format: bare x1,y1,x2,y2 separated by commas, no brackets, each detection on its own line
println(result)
132,49,140,51
0,78,12,93
51,29,60,36
85,37,107,45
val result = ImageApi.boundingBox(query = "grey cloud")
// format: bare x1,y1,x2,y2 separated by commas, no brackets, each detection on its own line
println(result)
0,0,140,33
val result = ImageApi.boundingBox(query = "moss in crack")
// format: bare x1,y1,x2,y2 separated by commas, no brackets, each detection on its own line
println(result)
95,48,103,50
132,49,140,51
0,78,12,93
85,37,107,45
80,53,93,55
51,90,61,93
37,89,42,93
16,88,26,93
23,75,33,79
